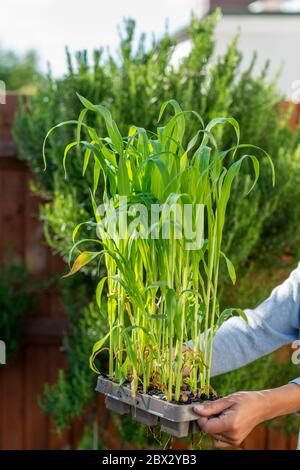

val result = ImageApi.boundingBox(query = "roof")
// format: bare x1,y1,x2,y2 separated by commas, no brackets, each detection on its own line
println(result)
210,0,300,15
210,0,251,14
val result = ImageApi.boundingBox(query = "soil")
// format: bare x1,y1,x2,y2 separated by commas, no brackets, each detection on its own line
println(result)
146,387,221,405
104,374,221,405
122,381,221,404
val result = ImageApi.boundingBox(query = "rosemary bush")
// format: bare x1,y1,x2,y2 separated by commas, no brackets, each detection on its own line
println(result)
44,95,273,399
14,11,300,268
40,277,104,431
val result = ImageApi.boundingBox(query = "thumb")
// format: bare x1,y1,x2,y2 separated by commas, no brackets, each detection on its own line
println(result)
193,397,232,417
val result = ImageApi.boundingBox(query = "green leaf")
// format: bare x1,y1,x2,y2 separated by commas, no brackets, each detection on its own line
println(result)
89,324,118,374
221,251,236,285
82,147,92,176
96,276,107,309
118,154,130,195
76,93,124,155
72,222,87,243
43,120,80,170
76,108,88,144
63,141,77,177
206,117,240,148
216,308,248,331
93,156,101,194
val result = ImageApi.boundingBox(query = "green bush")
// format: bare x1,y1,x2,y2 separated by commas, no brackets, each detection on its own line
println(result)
14,11,300,267
0,46,41,92
40,301,104,431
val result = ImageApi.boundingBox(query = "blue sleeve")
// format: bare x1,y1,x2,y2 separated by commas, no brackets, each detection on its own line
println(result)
210,263,300,384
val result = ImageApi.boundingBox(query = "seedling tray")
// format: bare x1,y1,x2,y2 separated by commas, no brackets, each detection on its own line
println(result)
96,376,201,438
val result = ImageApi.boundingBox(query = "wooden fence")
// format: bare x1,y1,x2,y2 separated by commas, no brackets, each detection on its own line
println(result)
0,94,299,450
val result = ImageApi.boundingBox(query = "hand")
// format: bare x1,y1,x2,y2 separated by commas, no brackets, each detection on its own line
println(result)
194,384,300,448
194,391,268,448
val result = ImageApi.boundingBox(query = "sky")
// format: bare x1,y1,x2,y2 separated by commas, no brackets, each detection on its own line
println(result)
0,0,198,76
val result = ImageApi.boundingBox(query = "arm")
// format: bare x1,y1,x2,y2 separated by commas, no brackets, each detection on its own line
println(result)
210,263,300,379
194,263,300,448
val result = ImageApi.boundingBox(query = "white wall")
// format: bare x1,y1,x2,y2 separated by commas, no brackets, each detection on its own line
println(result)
214,15,300,99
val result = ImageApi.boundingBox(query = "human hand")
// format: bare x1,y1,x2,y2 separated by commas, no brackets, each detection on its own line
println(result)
194,391,268,448
194,384,300,448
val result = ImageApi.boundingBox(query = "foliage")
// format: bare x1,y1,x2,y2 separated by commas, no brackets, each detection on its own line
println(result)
0,46,41,92
13,11,300,269
40,182,89,257
77,426,107,450
0,261,33,361
51,94,273,399
112,414,163,448
40,278,106,431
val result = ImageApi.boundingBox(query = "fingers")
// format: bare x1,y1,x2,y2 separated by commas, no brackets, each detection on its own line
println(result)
210,433,234,446
196,416,208,430
197,413,231,434
212,439,232,449
194,397,232,417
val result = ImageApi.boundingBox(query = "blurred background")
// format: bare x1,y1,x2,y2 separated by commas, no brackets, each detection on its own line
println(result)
0,0,300,450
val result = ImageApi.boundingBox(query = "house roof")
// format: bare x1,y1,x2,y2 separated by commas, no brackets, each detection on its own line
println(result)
210,0,251,14
210,0,300,15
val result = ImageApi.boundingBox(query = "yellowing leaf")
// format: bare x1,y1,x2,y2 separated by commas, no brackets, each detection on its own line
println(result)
63,251,99,278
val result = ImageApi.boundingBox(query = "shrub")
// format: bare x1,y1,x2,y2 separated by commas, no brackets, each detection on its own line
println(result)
0,46,41,92
14,11,300,268
40,290,106,431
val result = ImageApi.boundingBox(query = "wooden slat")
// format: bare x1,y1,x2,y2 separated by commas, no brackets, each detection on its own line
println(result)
266,425,289,450
0,354,24,449
0,94,19,142
24,345,49,449
24,171,49,277
47,345,71,450
70,417,86,450
0,157,26,170
0,141,17,157
0,169,3,261
0,168,25,262
0,365,4,449
49,253,66,318
242,424,267,450
288,433,299,450
26,317,69,338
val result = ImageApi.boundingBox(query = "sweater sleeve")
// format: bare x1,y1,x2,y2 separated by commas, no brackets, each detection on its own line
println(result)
210,263,300,384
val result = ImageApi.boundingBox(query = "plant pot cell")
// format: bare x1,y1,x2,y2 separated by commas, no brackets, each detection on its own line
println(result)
160,418,190,438
131,407,158,426
105,396,130,415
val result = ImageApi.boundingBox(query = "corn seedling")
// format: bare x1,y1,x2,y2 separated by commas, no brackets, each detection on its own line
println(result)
44,95,274,403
